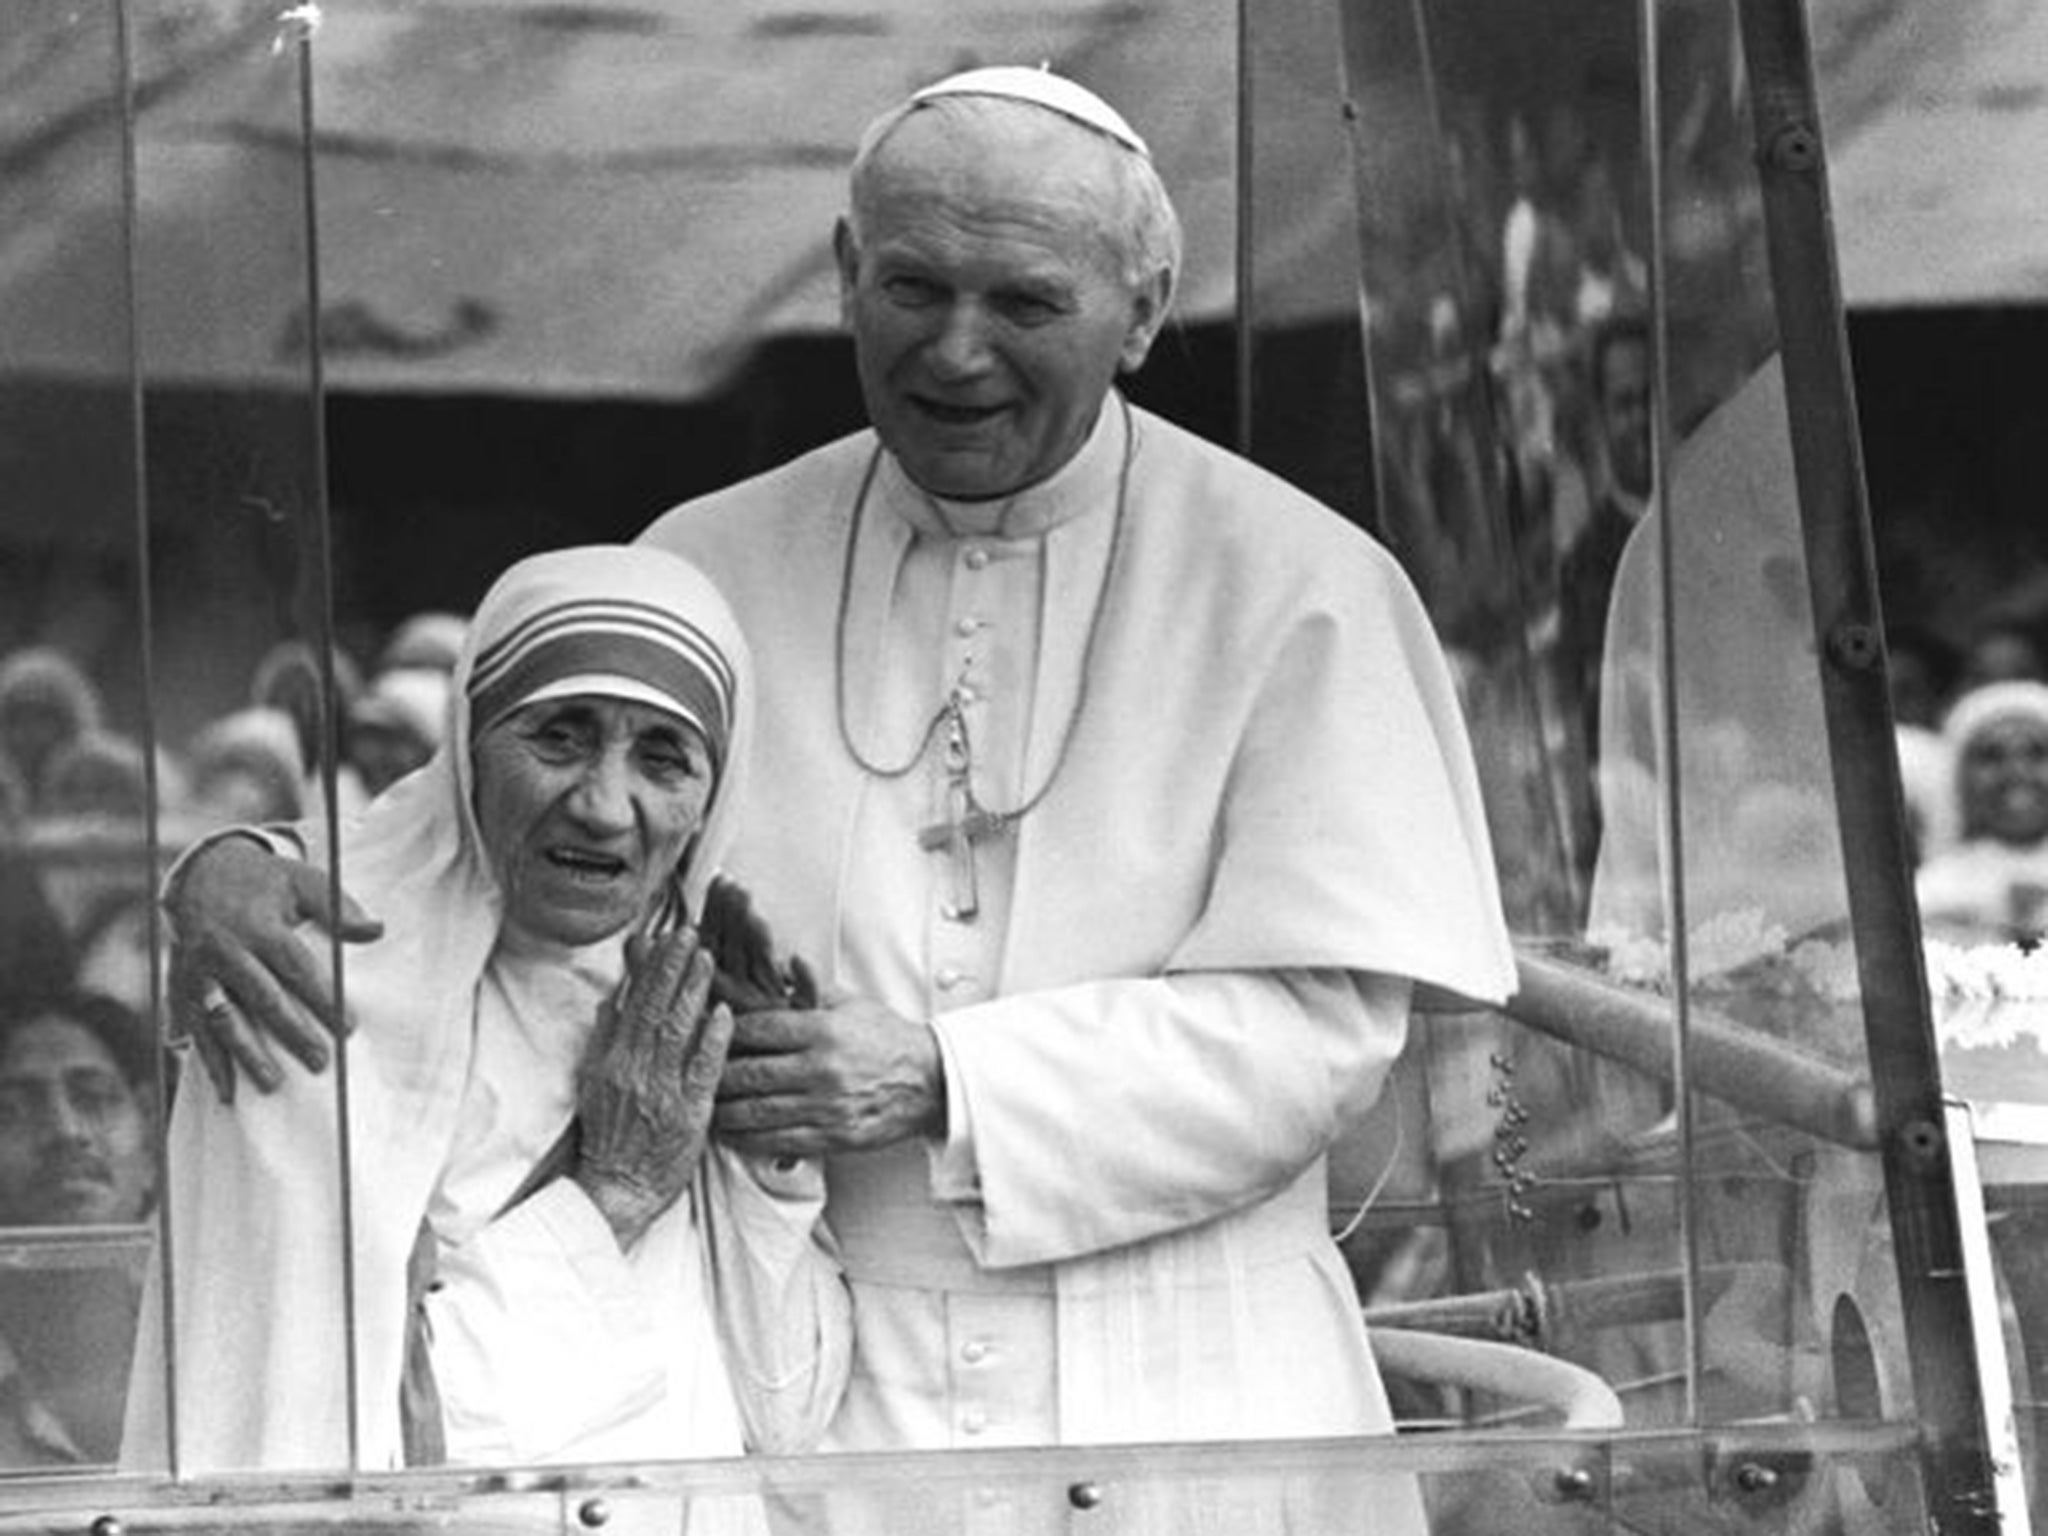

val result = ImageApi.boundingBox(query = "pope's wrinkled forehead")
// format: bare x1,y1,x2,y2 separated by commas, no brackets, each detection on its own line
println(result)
846,65,1183,292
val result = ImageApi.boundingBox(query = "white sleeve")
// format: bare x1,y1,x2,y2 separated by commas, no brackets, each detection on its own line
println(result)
699,1146,851,1453
927,967,1410,1269
423,1180,667,1465
160,821,312,901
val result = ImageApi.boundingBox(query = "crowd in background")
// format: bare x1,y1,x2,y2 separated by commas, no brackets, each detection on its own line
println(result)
0,611,465,1021
1892,589,2048,947
0,608,466,1466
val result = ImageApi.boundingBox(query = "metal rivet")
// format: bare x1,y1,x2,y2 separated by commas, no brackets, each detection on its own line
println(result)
577,1498,611,1528
1900,1118,1944,1163
1068,1481,1104,1511
1770,122,1821,171
1828,622,1881,670
1735,1462,1780,1493
90,1518,123,1536
1554,1467,1597,1501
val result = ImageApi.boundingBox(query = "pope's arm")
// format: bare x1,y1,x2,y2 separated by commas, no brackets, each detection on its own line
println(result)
926,968,1409,1269
713,969,1406,1271
160,826,380,1099
908,514,1506,1269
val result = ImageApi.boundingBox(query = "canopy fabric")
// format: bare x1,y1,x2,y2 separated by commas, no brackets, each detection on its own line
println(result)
0,0,1240,399
0,0,2037,401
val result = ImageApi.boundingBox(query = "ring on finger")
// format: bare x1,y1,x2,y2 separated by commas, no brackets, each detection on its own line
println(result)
198,981,235,1020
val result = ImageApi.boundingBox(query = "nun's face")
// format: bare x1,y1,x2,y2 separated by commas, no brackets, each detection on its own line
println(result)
472,696,715,947
1959,713,2048,846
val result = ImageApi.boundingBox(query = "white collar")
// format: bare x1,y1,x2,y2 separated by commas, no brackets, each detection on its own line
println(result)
881,395,1129,542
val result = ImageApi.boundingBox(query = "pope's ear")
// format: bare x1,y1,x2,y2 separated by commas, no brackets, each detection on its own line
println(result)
833,217,861,327
1117,265,1174,374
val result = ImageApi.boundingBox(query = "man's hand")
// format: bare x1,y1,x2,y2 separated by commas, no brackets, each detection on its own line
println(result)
168,837,383,1103
573,929,733,1251
713,991,944,1158
699,876,819,1014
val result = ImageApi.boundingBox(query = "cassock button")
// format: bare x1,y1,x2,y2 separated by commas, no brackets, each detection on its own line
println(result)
935,967,965,990
961,1338,989,1364
961,1409,988,1435
964,547,990,571
955,616,982,637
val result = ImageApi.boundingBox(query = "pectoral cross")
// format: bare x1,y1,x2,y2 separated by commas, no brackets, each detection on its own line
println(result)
917,696,1005,922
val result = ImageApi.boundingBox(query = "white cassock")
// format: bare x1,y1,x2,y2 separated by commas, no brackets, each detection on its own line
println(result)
640,395,1516,1534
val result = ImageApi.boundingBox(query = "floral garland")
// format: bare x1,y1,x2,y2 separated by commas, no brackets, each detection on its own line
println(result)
1587,913,2048,1052
1921,939,2048,1050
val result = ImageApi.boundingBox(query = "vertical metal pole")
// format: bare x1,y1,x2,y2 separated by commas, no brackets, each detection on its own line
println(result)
1233,0,1254,457
1639,0,1705,1429
284,3,364,1472
1946,1102,2035,1535
114,0,182,1476
1735,0,2002,1526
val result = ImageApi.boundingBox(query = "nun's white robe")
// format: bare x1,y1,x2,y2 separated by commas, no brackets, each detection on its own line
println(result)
123,550,849,1533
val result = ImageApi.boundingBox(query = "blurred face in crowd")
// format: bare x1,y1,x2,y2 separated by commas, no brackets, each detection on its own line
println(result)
0,1013,155,1227
0,700,73,787
1962,627,2046,692
349,720,433,797
194,765,288,826
1598,331,1653,501
471,696,715,948
1959,711,2048,846
837,108,1169,501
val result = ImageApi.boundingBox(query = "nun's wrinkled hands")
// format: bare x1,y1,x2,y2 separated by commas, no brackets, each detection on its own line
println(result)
573,928,734,1251
167,836,383,1104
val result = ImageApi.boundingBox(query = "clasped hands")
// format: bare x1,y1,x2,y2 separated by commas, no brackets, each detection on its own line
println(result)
165,843,946,1204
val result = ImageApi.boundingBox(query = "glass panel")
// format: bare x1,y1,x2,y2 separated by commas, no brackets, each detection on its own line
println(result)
1251,0,1995,1515
0,0,158,1478
122,0,335,1478
1608,1425,1929,1536
1307,0,1698,1436
13,1428,1938,1535
1631,0,1925,1454
1241,2,1376,523
0,0,1980,1522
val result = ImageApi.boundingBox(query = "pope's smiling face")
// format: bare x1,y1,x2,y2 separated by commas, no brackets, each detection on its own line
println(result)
837,110,1168,501
472,696,714,947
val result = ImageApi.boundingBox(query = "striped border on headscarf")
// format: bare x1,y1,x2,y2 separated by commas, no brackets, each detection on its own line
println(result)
466,595,737,772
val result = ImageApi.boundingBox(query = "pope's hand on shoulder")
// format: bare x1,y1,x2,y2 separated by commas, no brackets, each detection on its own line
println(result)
168,834,383,1104
572,928,733,1250
713,992,945,1158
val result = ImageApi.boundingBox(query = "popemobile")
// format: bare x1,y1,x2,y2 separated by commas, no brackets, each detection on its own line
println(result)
0,0,2033,1532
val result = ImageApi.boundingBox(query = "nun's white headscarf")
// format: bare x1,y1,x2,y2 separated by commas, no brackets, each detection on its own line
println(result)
130,544,755,1475
348,542,752,945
